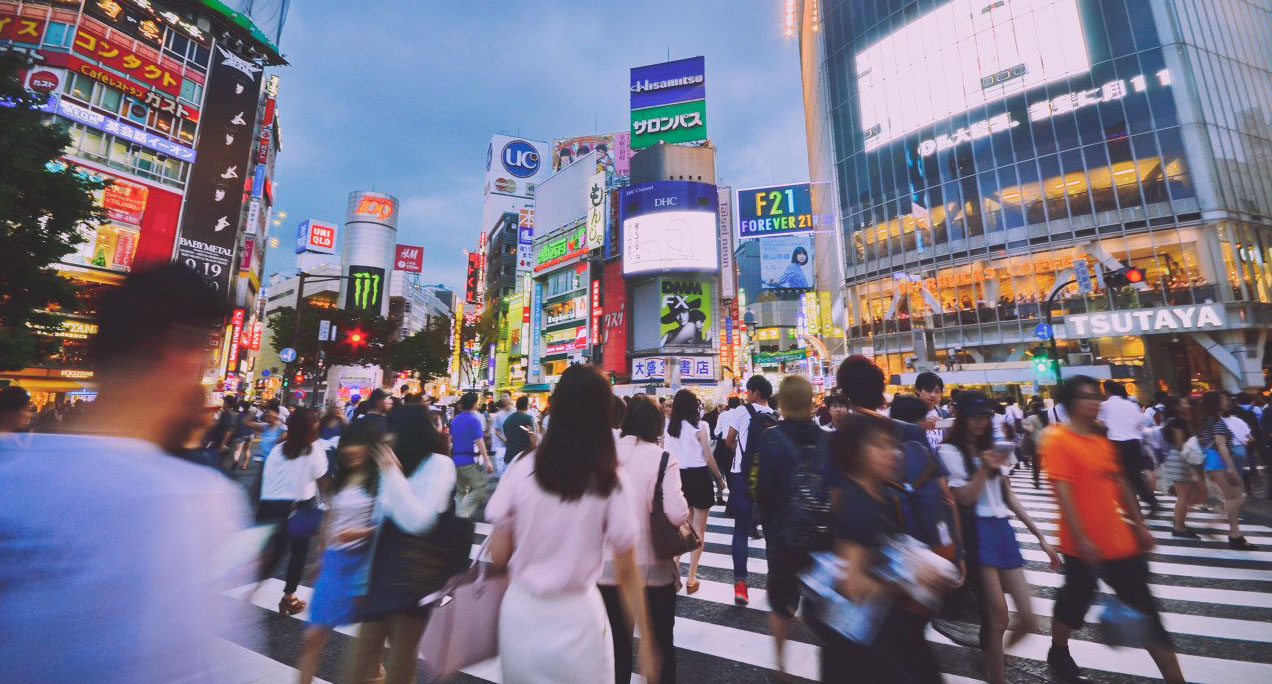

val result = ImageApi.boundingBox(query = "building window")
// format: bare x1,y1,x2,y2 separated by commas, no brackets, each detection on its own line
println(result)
44,21,75,48
65,73,94,102
179,78,202,105
96,86,123,115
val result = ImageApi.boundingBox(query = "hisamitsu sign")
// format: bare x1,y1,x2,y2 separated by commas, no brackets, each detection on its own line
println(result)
1063,304,1225,338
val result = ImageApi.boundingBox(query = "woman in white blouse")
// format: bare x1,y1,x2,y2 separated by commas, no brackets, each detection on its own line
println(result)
488,365,660,684
255,407,326,616
662,390,726,594
601,395,690,684
344,404,457,684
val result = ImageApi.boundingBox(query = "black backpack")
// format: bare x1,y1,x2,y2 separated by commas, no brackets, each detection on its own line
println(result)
742,404,780,499
769,427,834,554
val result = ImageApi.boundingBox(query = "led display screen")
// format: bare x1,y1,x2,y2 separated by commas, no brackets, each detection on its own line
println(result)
856,0,1089,151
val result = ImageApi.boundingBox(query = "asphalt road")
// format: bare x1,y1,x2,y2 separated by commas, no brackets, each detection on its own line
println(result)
224,464,1272,683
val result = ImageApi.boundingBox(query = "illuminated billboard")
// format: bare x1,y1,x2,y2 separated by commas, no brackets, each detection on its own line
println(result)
620,181,719,277
760,235,814,290
295,220,337,255
736,182,830,238
856,0,1090,151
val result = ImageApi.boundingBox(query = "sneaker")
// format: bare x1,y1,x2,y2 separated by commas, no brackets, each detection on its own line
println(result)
1047,644,1088,683
1171,528,1200,539
734,580,749,606
1229,536,1258,551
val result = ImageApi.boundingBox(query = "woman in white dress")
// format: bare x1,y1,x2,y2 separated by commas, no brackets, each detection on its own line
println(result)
488,365,661,684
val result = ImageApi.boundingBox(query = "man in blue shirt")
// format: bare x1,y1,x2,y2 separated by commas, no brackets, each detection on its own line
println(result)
450,392,493,519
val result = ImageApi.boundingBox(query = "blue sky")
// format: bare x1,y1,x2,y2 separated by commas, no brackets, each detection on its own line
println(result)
262,0,809,293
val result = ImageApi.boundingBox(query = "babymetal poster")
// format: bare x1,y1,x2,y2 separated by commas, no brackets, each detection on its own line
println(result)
176,43,262,298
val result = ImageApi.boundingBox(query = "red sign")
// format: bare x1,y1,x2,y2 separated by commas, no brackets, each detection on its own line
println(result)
354,196,395,221
100,174,149,226
394,244,424,273
306,222,335,251
590,279,602,346
240,237,255,270
249,322,263,351
45,52,196,121
27,70,59,93
464,253,481,305
600,260,628,376
227,309,245,366
73,28,182,96
0,12,46,44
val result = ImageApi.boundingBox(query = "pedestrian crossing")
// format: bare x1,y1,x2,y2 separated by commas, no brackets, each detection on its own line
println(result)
223,469,1272,683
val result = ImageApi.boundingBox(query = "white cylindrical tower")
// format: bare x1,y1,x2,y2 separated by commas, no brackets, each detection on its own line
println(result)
339,190,398,317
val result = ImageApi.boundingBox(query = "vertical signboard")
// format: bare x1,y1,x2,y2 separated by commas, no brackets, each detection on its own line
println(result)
516,207,535,275
589,278,603,346
465,253,481,305
717,186,736,299
585,171,606,251
176,43,262,297
345,265,386,312
227,308,246,371
629,56,707,151
529,281,543,381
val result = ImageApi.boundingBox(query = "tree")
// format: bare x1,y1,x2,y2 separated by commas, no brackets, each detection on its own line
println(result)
383,316,452,381
266,306,396,370
0,51,105,370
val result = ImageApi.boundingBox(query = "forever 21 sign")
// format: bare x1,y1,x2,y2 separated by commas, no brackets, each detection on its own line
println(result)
175,44,262,298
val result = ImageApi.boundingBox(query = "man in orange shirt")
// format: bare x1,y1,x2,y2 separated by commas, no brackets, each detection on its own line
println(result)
1040,375,1183,684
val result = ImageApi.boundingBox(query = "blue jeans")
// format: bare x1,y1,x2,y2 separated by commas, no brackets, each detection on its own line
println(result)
729,471,754,581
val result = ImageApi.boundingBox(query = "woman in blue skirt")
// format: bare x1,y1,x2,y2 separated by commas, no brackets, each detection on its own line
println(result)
939,391,1060,684
297,420,383,684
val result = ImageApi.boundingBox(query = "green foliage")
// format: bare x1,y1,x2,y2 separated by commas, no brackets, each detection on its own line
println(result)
268,305,452,381
0,51,105,370
383,316,452,381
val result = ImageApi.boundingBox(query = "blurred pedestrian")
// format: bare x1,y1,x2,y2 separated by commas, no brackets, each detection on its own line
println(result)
491,396,512,476
345,403,458,684
1196,391,1255,549
487,365,659,683
723,375,776,605
601,395,688,684
297,420,381,684
1158,396,1203,538
256,407,327,616
664,389,726,595
1099,380,1157,515
0,385,35,436
502,396,538,465
318,401,346,441
0,264,250,682
450,391,493,519
1041,376,1183,683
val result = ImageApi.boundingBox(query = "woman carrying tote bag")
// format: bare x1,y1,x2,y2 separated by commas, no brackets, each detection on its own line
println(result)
600,395,690,684
487,365,661,684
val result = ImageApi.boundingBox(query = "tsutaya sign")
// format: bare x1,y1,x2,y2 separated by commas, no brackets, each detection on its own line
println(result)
1063,304,1224,338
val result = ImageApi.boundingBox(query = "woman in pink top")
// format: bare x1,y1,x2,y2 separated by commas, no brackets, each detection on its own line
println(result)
488,365,660,684
600,395,689,684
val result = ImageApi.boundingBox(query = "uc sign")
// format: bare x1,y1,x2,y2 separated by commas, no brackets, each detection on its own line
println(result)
501,140,541,178
354,196,394,221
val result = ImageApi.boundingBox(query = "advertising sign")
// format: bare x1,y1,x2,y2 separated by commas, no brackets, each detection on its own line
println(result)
632,357,667,382
465,253,481,305
239,237,254,270
529,282,543,380
630,99,707,150
630,56,705,110
295,219,337,254
346,266,386,312
600,261,627,376
42,51,196,120
84,0,165,47
485,134,552,200
590,278,602,346
760,235,814,290
72,28,181,96
620,181,719,276
0,11,45,43
1063,304,1225,338
552,133,632,189
516,207,535,274
350,193,397,225
176,44,262,297
856,0,1090,152
68,222,139,273
677,357,715,381
56,98,196,162
659,279,712,348
227,308,245,367
585,171,606,251
535,225,587,273
394,244,424,273
736,183,821,238
756,349,808,365
717,187,736,299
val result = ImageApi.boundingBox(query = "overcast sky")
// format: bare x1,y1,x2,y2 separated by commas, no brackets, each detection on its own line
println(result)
263,0,809,293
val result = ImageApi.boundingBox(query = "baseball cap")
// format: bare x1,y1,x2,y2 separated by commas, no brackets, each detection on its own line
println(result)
955,390,994,417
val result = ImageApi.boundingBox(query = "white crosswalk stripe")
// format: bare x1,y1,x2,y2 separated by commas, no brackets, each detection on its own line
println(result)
225,469,1272,683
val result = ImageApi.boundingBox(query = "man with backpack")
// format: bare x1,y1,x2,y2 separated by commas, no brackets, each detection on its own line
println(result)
754,375,830,675
1231,392,1266,496
724,375,777,605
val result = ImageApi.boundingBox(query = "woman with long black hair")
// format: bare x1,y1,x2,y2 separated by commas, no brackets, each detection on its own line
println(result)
1158,396,1203,539
663,389,726,594
938,392,1059,684
487,365,660,683
256,407,327,616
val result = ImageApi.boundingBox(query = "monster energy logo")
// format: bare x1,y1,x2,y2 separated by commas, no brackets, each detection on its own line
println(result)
350,271,382,309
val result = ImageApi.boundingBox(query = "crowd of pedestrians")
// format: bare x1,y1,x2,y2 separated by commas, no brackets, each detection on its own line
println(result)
3,263,1271,683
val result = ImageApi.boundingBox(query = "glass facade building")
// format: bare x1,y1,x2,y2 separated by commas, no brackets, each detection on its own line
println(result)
799,0,1272,393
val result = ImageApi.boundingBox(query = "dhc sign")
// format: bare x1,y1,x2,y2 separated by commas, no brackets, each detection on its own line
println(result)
1063,304,1225,338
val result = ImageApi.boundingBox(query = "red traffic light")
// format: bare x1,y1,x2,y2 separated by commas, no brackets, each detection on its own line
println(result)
293,372,304,384
350,332,363,343
347,328,366,347
1125,267,1144,284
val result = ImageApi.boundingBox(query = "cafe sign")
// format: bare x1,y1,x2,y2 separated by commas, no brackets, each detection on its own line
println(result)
1063,304,1224,338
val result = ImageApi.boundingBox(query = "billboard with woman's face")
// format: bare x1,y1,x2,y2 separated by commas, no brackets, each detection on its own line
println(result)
760,235,814,290
658,279,712,349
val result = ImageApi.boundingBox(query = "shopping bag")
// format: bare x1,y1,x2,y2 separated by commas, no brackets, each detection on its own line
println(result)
1097,595,1151,649
417,555,508,679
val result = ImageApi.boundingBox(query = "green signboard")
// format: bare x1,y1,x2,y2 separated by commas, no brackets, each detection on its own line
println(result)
755,349,808,366
534,225,586,272
630,99,707,150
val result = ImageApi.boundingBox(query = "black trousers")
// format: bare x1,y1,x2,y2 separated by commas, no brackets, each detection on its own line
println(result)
599,583,676,684
1054,554,1171,646
808,609,941,683
1113,439,1157,509
256,498,313,594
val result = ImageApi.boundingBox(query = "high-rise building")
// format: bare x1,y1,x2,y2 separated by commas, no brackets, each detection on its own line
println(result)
0,0,287,404
797,0,1272,394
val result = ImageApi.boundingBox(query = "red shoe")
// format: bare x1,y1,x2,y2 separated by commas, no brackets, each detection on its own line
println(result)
734,580,749,606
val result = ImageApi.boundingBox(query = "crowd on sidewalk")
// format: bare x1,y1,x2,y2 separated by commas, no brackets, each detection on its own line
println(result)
1,264,1270,683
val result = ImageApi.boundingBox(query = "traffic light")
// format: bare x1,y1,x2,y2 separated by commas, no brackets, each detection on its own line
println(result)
1103,265,1145,288
347,328,367,349
294,371,304,385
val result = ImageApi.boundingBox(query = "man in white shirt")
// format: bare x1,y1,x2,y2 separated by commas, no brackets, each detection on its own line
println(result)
1098,380,1157,514
724,376,775,605
491,397,511,477
0,265,253,683
914,371,950,450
